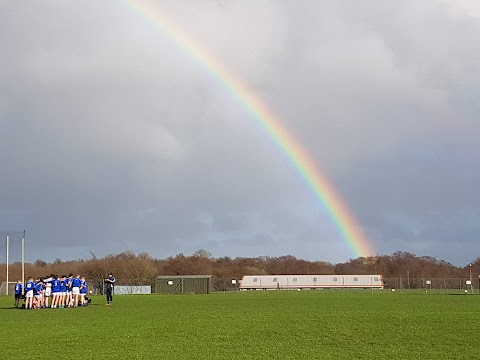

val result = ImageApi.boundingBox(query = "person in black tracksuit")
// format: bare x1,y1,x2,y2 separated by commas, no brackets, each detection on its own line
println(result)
104,274,116,305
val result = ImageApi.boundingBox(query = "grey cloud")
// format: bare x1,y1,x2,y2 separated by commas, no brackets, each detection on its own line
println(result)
1,1,479,265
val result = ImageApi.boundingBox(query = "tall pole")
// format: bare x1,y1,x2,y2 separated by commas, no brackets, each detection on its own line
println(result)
406,254,410,289
6,235,9,296
469,264,473,294
21,232,25,290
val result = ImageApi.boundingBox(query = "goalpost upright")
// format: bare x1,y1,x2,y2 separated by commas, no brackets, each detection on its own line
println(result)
22,232,25,292
2,230,25,296
5,234,8,296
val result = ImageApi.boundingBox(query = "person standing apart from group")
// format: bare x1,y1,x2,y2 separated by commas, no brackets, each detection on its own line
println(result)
14,280,23,308
104,274,116,305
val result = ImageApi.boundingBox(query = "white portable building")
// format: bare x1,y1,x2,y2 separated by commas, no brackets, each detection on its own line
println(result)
239,275,384,290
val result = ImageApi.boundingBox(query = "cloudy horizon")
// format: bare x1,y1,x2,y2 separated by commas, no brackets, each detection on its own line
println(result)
1,0,480,266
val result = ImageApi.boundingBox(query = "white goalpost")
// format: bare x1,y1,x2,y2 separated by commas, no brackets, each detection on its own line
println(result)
1,231,25,296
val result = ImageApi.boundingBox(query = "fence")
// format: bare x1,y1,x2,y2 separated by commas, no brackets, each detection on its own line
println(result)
2,277,479,296
87,279,155,295
212,277,480,293
0,282,16,296
114,286,152,295
382,278,479,290
212,278,241,292
155,276,212,294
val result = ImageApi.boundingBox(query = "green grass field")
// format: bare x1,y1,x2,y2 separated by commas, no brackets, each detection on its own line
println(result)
1,291,479,359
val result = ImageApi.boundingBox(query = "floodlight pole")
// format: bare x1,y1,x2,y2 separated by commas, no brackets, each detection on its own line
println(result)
6,235,9,296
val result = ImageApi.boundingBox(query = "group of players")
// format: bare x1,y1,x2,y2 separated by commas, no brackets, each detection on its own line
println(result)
14,274,88,309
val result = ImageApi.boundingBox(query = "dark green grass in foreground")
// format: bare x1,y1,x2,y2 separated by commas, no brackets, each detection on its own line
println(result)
1,291,479,359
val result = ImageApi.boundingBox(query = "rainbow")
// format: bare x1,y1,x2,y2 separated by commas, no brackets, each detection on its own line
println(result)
123,0,374,257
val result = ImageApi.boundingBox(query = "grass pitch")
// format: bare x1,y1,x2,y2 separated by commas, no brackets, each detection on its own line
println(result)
1,291,479,359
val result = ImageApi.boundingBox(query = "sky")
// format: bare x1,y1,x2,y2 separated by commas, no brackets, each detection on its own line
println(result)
1,0,479,265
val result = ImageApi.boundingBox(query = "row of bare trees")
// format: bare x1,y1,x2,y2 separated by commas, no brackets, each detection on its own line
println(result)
1,250,479,286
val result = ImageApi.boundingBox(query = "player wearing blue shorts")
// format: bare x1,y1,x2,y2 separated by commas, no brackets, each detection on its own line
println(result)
59,276,67,308
51,276,61,308
14,280,23,308
34,279,44,309
40,279,46,308
65,274,73,308
80,277,88,306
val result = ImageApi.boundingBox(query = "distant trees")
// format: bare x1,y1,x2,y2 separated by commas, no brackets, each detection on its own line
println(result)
0,250,477,287
334,251,468,284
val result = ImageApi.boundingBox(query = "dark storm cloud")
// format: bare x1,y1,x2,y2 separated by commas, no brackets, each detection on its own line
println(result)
1,0,479,265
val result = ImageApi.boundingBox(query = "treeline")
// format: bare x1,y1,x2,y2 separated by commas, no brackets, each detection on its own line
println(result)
1,250,479,285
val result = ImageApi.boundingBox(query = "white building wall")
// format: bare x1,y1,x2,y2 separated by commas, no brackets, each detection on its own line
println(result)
239,275,383,289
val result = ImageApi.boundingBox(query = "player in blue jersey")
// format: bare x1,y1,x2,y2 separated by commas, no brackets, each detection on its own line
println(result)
59,276,67,308
51,275,61,308
32,278,38,308
65,274,73,308
71,274,82,307
34,279,44,309
80,276,88,306
14,280,23,308
25,277,35,309
40,279,46,308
